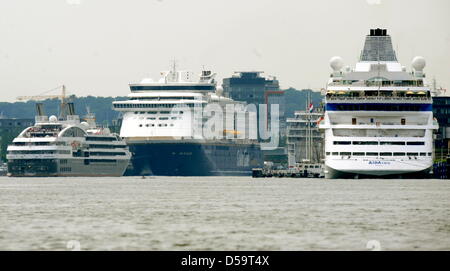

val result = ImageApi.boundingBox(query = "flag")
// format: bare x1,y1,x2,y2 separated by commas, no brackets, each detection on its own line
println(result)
308,103,314,113
316,116,324,125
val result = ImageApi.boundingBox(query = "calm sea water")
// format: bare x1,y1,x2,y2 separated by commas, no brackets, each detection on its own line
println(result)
0,176,449,251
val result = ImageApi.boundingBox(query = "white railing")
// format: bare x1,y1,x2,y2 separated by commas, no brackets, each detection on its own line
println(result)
326,96,430,101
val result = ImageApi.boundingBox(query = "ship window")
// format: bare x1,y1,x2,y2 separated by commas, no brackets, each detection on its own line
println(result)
353,152,365,156
152,124,155,127
332,152,339,156
407,153,419,156
86,137,116,142
393,152,405,156
380,142,405,145
62,127,86,138
159,117,169,120
420,153,427,156
134,112,138,114
90,152,126,156
158,124,162,127
428,153,432,156
333,141,351,145
380,152,392,156
34,142,50,146
326,152,331,155
340,152,351,156
147,117,156,120
170,124,174,127
407,142,425,145
366,152,378,156
171,117,177,120
145,124,149,127
353,141,378,145
148,112,157,114
160,111,170,114
139,124,143,127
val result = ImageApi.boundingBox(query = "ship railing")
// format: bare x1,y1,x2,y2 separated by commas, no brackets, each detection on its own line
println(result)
328,80,424,87
326,97,430,101
330,122,426,126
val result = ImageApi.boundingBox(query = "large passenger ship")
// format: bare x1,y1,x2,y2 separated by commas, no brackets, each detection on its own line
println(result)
113,66,263,176
319,28,438,178
7,102,131,177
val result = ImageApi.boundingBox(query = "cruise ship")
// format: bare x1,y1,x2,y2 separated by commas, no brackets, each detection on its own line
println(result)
113,66,263,176
7,102,131,177
319,28,439,178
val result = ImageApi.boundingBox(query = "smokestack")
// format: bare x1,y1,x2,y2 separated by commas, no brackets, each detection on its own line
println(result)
35,103,45,116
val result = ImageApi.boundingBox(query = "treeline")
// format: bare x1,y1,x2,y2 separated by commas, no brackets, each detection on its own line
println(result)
0,96,128,125
0,89,323,122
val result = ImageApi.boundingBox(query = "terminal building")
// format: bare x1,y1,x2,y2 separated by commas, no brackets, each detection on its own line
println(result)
222,71,286,135
222,72,287,165
0,117,34,162
432,95,450,160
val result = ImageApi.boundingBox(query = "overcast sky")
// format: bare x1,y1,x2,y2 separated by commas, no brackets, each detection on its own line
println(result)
0,0,449,102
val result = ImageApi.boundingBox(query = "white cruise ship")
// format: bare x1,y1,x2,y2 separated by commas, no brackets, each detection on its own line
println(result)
7,102,131,177
113,66,263,176
319,28,439,179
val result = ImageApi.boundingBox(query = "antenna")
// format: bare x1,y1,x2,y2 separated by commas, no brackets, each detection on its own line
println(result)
172,59,177,73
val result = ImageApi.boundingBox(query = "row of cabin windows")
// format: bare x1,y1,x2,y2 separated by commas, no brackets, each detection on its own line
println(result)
144,117,179,120
114,103,195,109
88,144,127,149
89,152,127,156
333,141,425,146
134,111,183,115
14,142,66,146
60,167,72,172
351,118,407,125
130,97,196,100
139,123,174,128
85,137,117,142
330,104,429,111
326,152,431,157
8,150,71,154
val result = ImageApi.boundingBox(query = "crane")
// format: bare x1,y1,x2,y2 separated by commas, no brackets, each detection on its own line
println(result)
16,85,69,102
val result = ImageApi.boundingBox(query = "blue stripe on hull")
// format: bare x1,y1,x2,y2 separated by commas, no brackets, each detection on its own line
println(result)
326,103,432,111
125,143,263,176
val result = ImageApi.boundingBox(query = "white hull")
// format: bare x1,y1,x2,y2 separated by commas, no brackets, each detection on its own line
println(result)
324,158,433,178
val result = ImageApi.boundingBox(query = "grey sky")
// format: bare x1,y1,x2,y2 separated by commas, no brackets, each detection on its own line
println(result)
0,0,449,102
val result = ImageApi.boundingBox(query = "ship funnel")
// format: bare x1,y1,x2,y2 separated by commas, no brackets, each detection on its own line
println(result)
35,103,45,116
360,28,397,62
67,102,76,116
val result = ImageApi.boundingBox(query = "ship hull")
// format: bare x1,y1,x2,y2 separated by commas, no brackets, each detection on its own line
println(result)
7,158,129,177
125,142,263,176
324,159,433,179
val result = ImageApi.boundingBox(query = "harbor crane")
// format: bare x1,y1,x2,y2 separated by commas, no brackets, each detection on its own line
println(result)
16,85,70,102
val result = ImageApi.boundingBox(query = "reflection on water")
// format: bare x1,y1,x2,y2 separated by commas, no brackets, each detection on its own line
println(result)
0,177,449,250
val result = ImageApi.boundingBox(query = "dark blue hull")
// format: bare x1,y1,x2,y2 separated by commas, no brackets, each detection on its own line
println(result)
125,142,263,176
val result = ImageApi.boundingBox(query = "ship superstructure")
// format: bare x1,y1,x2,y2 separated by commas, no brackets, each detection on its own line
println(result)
319,28,438,178
7,102,131,177
113,66,263,176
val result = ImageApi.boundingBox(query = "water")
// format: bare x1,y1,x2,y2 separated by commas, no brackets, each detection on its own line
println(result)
0,176,449,251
